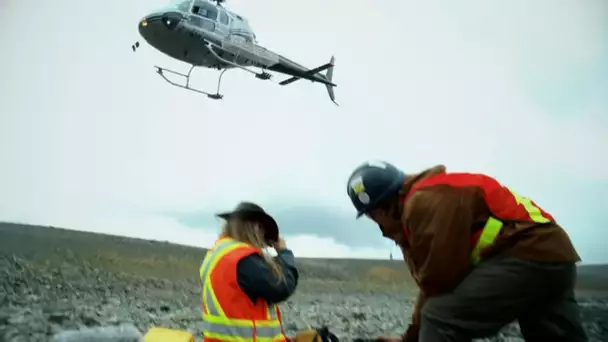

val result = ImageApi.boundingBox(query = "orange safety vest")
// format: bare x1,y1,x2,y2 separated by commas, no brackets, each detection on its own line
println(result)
199,237,287,342
403,172,554,264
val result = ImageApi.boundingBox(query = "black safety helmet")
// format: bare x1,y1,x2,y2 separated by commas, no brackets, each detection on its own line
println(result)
346,161,407,218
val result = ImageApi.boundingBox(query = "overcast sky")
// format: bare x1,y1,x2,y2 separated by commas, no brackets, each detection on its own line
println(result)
1,0,607,263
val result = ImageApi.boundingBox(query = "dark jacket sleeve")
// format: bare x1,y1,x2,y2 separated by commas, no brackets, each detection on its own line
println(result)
236,249,299,304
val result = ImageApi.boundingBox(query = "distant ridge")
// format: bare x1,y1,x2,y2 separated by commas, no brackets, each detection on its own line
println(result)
0,221,606,294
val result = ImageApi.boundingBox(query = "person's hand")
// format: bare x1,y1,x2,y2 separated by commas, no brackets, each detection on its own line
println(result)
271,236,287,251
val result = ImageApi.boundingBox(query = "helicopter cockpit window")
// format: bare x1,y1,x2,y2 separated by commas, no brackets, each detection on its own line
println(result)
192,2,218,21
168,0,191,12
219,11,229,25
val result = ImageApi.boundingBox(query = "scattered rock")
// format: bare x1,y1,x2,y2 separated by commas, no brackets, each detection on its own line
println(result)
1,250,607,341
50,323,142,342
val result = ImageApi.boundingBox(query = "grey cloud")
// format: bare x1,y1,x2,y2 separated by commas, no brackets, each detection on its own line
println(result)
173,204,386,248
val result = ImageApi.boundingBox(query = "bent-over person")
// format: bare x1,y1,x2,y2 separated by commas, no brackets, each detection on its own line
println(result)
346,161,587,342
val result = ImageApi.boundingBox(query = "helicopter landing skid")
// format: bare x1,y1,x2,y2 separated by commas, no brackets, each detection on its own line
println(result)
154,65,227,100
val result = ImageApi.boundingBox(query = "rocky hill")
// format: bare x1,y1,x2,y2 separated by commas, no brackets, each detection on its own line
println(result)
0,222,606,341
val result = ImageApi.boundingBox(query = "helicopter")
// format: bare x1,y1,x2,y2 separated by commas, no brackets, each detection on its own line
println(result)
132,0,338,104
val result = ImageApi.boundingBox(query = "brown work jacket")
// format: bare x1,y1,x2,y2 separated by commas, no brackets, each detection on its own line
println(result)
399,165,581,326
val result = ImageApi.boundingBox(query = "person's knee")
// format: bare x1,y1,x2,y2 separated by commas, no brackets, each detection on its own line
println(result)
420,296,454,323
419,298,463,335
418,307,469,342
420,296,505,340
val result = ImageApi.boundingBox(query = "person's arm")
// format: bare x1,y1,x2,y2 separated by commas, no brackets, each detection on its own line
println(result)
237,249,299,304
411,290,425,326
399,289,424,342
405,187,474,297
396,244,422,341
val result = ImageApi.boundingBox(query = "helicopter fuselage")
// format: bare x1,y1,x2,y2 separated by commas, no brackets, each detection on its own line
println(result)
139,0,279,70
135,0,337,103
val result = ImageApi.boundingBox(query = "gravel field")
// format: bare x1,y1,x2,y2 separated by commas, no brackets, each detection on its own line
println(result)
0,223,606,342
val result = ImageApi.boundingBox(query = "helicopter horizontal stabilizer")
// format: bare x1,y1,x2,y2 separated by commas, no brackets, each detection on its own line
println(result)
278,58,334,86
279,56,337,105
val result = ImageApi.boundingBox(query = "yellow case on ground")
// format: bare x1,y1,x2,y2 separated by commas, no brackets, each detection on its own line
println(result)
142,326,196,342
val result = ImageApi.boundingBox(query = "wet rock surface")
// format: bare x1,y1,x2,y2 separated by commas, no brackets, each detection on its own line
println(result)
1,255,607,342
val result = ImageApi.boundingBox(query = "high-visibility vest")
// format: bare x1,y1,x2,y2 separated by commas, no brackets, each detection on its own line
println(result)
403,172,554,264
199,237,287,342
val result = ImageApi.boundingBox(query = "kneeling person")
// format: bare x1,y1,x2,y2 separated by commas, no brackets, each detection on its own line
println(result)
200,202,299,342
346,162,587,342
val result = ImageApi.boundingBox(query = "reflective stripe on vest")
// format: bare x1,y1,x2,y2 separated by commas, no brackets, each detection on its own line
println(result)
404,173,553,265
200,238,284,342
470,217,502,264
469,187,553,264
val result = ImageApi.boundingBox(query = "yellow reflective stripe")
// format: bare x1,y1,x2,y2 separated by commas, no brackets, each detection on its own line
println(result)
205,243,249,316
200,239,234,314
200,238,250,317
202,331,284,342
200,239,232,313
469,186,551,265
200,238,234,283
201,333,282,342
203,314,281,327
200,245,219,313
202,315,283,341
471,217,503,264
508,187,551,223
204,281,223,316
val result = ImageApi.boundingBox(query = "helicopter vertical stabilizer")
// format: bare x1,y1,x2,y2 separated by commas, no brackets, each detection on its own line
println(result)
276,55,337,105
324,56,337,105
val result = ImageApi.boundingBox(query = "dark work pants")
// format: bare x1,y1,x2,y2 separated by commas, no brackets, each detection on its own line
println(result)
419,256,588,342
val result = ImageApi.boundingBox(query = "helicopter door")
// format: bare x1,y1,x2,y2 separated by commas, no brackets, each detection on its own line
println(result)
215,10,230,37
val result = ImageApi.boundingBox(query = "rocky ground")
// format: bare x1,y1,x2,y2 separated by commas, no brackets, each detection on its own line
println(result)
0,223,607,342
